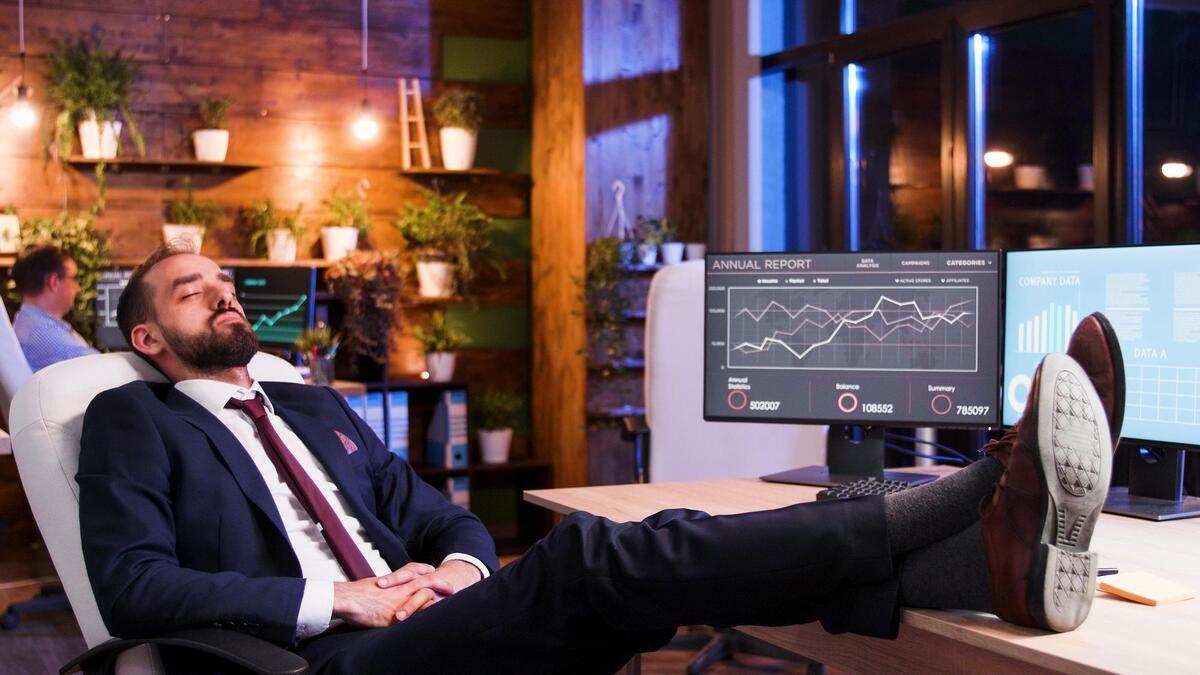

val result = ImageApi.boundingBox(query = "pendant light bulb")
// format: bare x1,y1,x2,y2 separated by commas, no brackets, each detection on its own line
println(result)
353,99,378,141
10,84,36,130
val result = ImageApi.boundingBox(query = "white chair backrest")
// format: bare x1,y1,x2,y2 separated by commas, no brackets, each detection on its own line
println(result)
0,298,33,423
645,260,826,483
8,351,303,648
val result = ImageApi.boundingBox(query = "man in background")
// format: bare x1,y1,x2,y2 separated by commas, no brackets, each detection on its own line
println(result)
11,244,97,371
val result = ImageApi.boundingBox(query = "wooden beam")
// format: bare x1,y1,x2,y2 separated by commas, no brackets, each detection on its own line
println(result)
531,0,587,488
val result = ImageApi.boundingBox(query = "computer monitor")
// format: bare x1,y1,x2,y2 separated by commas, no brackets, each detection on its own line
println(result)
95,265,316,350
95,267,134,349
704,250,1003,486
233,266,317,347
1004,243,1200,520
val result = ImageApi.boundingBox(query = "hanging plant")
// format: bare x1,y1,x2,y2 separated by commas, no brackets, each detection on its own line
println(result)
575,236,632,372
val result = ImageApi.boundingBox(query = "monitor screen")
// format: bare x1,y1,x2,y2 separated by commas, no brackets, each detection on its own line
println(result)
704,250,1002,427
233,266,316,347
95,267,133,349
1003,243,1200,447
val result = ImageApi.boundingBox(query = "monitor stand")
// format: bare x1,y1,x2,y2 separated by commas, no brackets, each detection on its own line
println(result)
760,426,939,488
1103,445,1200,521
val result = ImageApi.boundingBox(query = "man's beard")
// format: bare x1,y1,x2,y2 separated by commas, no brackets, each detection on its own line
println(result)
161,310,259,374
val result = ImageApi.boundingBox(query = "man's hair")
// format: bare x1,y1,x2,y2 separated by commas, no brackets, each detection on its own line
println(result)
116,241,194,348
11,244,72,296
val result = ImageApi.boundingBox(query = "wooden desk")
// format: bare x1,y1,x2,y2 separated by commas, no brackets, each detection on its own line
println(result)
525,479,1200,674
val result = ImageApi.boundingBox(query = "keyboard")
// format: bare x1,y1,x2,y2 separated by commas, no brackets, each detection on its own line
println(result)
816,477,919,501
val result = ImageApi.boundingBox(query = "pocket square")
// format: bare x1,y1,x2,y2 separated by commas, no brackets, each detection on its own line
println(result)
334,430,359,454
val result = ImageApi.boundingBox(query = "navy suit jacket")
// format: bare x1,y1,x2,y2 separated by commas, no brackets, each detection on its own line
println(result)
78,380,498,645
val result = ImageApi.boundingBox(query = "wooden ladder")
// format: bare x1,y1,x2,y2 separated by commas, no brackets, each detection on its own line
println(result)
397,78,432,170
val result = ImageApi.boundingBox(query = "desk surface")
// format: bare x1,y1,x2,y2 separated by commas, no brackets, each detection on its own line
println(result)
526,478,1200,674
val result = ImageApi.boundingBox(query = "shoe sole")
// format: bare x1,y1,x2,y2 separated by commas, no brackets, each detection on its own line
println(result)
1031,353,1113,632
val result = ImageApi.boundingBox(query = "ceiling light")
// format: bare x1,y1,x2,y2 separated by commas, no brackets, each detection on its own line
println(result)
353,100,379,140
984,150,1014,168
9,84,36,129
1161,162,1193,179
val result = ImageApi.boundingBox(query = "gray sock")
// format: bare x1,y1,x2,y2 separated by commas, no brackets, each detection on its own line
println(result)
898,522,992,612
883,456,1003,555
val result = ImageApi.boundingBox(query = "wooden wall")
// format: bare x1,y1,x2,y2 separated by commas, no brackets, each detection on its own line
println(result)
0,0,534,409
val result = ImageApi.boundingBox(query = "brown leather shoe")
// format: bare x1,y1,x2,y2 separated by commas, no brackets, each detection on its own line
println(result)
1066,312,1124,446
982,353,1112,632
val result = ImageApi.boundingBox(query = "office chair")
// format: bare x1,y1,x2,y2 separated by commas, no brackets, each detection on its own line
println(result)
0,297,33,426
634,260,826,674
9,352,308,674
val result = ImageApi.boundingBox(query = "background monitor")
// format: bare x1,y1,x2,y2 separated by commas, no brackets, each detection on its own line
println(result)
704,250,1003,429
233,266,317,347
94,267,133,349
1003,243,1200,449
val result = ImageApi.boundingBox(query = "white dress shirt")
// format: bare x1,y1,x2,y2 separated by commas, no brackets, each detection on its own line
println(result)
175,379,489,640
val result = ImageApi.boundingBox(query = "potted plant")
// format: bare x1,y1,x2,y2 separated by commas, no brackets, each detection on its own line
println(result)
472,391,522,464
325,250,402,377
241,200,305,263
413,309,469,382
432,88,484,170
293,323,341,386
575,236,632,370
17,208,111,342
633,216,674,266
193,96,233,162
46,37,146,207
0,205,19,254
164,177,221,252
393,190,497,298
321,190,371,261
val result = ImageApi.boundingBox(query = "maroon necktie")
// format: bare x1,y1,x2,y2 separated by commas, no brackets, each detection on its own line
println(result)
226,394,376,581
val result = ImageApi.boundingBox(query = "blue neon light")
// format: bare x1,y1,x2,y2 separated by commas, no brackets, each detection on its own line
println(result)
844,63,862,251
967,34,989,250
841,0,857,35
1126,0,1144,244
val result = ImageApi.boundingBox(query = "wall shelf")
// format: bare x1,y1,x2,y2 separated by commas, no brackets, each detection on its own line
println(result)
67,157,261,174
399,167,529,182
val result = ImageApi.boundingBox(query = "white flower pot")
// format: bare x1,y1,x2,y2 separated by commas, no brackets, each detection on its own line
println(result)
267,229,298,263
439,127,477,170
78,115,122,159
416,260,456,298
192,129,230,162
0,214,19,254
478,428,513,464
661,242,685,265
637,243,658,266
162,224,204,252
426,352,456,382
320,226,359,261
685,243,707,260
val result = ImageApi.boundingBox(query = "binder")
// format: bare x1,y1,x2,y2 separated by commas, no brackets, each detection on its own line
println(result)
365,391,386,445
446,476,470,507
426,389,468,469
386,390,409,460
343,393,368,423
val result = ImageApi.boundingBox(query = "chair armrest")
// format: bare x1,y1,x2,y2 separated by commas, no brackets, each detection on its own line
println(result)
61,628,308,675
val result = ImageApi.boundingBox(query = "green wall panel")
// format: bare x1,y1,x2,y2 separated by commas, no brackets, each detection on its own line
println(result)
446,304,531,350
474,128,531,173
441,36,531,85
490,217,531,261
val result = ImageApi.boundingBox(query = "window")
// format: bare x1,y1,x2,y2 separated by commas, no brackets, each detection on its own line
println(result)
851,45,943,250
1142,1,1200,243
980,11,1095,249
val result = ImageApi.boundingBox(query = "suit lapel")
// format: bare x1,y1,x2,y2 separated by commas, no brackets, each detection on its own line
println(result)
271,405,374,521
165,388,290,540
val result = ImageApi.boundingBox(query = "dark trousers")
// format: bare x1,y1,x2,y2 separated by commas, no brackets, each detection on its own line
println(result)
294,496,900,674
